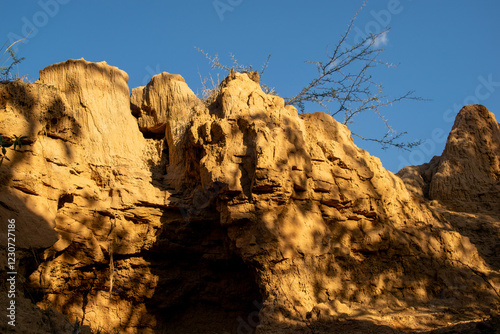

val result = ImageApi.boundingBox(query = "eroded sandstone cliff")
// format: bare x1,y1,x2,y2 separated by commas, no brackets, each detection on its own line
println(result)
0,59,499,333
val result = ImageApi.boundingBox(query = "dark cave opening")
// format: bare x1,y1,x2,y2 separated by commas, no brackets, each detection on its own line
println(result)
144,216,262,334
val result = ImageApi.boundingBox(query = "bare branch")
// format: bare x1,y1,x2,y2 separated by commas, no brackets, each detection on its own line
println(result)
1,38,26,81
195,47,232,71
352,132,422,151
196,1,425,150
260,54,272,76
196,49,277,103
284,2,424,150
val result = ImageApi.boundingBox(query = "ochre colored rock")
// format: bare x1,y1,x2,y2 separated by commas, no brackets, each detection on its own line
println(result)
0,60,499,333
131,72,202,189
1,59,167,333
432,105,499,211
399,104,500,213
188,74,500,332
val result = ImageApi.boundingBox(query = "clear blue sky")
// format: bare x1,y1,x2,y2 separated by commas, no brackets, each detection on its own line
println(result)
1,0,499,172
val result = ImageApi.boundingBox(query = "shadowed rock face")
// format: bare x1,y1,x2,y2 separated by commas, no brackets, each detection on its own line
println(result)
432,105,499,211
399,104,500,213
0,59,499,333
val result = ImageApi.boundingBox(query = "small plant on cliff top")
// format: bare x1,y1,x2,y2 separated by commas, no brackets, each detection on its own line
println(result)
0,39,25,81
195,47,276,104
197,1,423,150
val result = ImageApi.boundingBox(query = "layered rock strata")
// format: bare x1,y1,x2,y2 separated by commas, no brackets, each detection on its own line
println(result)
0,59,498,333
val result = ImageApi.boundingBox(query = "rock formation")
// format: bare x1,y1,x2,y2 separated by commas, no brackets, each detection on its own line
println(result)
399,104,500,213
0,59,499,333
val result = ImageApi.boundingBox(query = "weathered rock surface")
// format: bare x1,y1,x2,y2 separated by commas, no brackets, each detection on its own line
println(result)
131,72,202,189
0,59,499,333
399,104,500,213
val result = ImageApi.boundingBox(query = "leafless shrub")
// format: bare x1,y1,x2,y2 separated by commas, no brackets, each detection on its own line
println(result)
195,48,276,105
286,2,423,149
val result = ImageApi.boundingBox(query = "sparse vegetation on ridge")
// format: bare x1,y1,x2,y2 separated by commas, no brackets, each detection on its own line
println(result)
195,47,275,105
196,2,423,150
1,39,25,82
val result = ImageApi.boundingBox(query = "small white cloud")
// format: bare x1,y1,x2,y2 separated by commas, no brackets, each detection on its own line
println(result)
325,60,339,72
371,31,389,47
